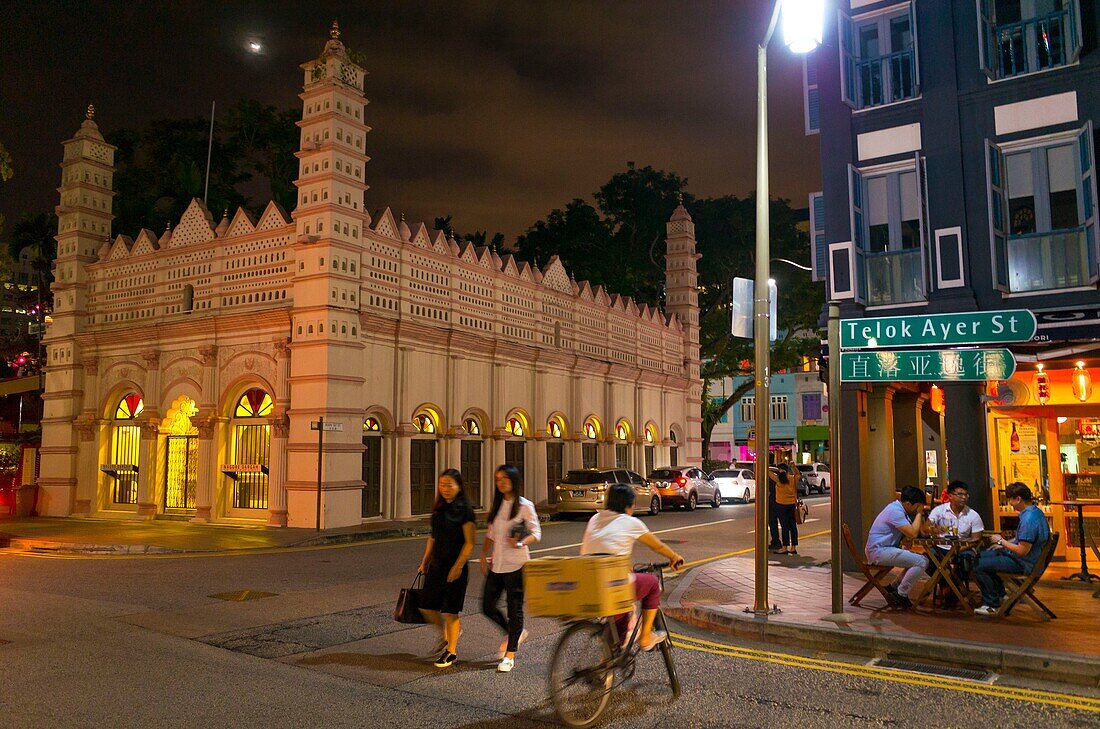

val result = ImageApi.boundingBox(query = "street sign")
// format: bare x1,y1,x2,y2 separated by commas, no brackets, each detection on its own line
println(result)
839,309,1036,349
730,277,777,342
840,348,1017,382
310,421,343,432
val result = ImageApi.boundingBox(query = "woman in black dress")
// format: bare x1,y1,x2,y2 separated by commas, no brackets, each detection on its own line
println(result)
417,468,476,668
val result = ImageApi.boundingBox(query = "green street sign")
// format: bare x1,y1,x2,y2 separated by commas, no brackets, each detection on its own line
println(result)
840,310,1036,349
840,349,1017,382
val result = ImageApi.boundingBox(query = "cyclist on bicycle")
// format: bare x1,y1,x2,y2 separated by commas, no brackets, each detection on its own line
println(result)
580,483,685,651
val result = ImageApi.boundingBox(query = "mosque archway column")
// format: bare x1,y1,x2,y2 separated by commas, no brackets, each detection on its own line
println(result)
566,434,582,473
266,412,290,526
599,437,615,470
491,430,507,472
199,345,219,411
394,429,412,519
531,431,548,506
443,430,461,473
190,413,218,523
73,416,100,515
632,437,646,476
135,419,160,518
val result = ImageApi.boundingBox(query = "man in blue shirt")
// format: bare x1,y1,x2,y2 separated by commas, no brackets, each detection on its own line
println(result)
865,485,928,608
974,482,1050,615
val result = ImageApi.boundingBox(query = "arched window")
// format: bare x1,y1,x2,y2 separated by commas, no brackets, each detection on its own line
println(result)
115,393,144,419
506,417,525,437
616,423,629,441
363,417,381,432
235,388,273,418
583,422,597,439
413,413,436,434
463,418,480,436
182,284,194,312
548,420,562,438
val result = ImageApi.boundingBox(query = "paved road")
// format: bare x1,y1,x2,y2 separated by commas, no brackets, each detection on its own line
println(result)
1,498,1097,727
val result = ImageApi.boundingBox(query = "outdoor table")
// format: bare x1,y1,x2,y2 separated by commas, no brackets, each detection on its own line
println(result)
911,536,983,608
1048,500,1100,585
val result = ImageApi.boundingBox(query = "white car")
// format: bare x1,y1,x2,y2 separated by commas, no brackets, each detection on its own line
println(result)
795,463,831,494
709,468,756,503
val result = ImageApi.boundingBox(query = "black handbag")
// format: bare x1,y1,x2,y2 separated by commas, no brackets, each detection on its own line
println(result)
394,573,426,624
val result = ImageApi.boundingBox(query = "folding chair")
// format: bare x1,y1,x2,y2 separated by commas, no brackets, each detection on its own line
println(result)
1089,535,1100,599
996,532,1059,620
842,523,898,607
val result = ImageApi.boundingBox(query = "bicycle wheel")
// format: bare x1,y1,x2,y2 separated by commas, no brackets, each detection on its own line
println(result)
654,611,680,698
548,621,615,728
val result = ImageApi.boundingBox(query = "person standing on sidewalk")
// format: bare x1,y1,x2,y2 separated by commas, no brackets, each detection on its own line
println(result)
770,465,799,555
767,469,782,550
417,469,476,668
973,482,1050,616
481,464,541,673
865,485,928,608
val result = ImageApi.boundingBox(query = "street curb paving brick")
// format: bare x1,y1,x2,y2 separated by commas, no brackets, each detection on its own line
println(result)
666,603,1100,689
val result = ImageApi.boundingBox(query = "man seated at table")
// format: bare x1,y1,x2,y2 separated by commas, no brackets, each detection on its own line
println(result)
866,485,928,609
974,481,1050,616
927,480,985,605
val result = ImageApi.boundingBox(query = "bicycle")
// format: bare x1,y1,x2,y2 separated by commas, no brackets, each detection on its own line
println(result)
547,562,680,728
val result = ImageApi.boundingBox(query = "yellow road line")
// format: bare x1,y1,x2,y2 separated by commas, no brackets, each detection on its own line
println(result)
681,529,831,568
671,634,1100,713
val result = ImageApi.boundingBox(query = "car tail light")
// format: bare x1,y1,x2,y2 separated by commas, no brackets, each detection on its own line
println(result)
676,476,687,487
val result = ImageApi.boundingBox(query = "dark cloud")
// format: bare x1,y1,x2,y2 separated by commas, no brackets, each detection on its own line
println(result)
0,1,820,241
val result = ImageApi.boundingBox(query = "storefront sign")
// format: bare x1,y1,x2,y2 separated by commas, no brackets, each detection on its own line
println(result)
220,464,265,473
840,349,1017,382
840,310,1036,349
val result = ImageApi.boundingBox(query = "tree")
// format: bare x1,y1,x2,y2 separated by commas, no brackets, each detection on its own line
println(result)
223,99,302,213
515,166,823,458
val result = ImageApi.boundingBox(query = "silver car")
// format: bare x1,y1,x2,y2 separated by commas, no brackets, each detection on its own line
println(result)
555,468,660,516
647,466,721,511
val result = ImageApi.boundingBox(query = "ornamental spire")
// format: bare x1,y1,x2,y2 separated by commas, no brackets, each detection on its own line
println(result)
86,104,95,120
330,19,340,39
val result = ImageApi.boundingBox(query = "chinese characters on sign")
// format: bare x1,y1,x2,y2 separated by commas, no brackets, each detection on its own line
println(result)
839,349,1017,382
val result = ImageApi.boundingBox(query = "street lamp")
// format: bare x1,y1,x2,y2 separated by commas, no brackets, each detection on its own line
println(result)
751,0,824,616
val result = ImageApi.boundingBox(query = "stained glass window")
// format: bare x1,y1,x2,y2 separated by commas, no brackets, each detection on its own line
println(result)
616,423,629,441
464,418,480,436
506,417,525,437
115,393,144,420
548,420,562,439
645,427,655,443
583,422,597,440
235,388,273,418
363,417,380,432
413,413,435,434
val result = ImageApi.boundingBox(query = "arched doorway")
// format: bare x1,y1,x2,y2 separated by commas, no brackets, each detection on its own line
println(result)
227,388,273,516
410,408,440,515
161,395,199,511
643,422,660,476
362,416,383,517
460,415,484,509
504,411,528,483
582,416,601,469
669,428,680,468
106,393,143,507
545,415,567,503
615,419,633,469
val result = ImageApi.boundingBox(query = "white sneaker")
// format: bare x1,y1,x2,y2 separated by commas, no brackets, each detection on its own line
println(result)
497,656,515,673
973,604,998,616
641,629,669,652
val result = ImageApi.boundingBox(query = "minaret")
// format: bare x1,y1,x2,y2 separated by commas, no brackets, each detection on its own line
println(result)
39,106,116,515
286,23,370,529
665,197,703,463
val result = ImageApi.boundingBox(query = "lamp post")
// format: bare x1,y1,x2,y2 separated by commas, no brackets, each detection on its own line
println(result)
751,0,824,615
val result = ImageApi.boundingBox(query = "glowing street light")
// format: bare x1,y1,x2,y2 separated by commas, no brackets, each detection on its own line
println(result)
750,0,824,617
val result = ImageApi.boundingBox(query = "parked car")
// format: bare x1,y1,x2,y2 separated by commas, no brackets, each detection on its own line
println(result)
795,463,830,494
709,468,756,503
646,466,721,510
555,468,660,516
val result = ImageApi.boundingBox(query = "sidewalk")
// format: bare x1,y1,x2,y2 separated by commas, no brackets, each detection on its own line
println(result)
666,536,1100,688
0,509,556,555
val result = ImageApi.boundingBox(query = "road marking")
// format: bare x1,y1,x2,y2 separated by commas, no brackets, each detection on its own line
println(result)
671,633,1100,713
680,529,831,568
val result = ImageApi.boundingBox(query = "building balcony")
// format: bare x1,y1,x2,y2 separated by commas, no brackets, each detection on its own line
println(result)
863,248,925,307
1007,226,1091,293
853,48,917,109
982,2,1081,80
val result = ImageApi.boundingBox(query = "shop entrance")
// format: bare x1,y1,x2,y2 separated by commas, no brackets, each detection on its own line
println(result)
165,436,198,510
410,439,436,515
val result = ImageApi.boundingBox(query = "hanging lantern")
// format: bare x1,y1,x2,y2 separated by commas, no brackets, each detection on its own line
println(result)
1034,364,1050,405
929,385,945,414
1072,361,1092,402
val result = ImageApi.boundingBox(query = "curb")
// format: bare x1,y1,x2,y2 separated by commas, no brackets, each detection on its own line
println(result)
666,563,1100,689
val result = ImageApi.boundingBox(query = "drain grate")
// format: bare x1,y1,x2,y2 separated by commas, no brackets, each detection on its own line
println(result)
870,658,995,683
209,589,278,602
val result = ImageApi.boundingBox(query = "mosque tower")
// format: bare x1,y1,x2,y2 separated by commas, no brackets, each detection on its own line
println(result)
664,198,703,463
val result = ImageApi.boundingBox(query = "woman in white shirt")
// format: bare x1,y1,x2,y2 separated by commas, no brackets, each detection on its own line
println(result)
581,484,684,651
480,464,541,673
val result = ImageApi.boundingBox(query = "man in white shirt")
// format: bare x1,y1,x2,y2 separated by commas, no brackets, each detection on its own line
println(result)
581,484,684,650
927,481,985,606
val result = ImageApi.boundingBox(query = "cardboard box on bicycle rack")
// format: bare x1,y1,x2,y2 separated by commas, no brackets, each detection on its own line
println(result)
523,555,635,619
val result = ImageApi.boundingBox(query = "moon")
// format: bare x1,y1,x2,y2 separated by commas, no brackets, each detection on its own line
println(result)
248,40,262,53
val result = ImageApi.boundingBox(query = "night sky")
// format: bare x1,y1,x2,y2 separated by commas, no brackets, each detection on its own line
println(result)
0,1,820,241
